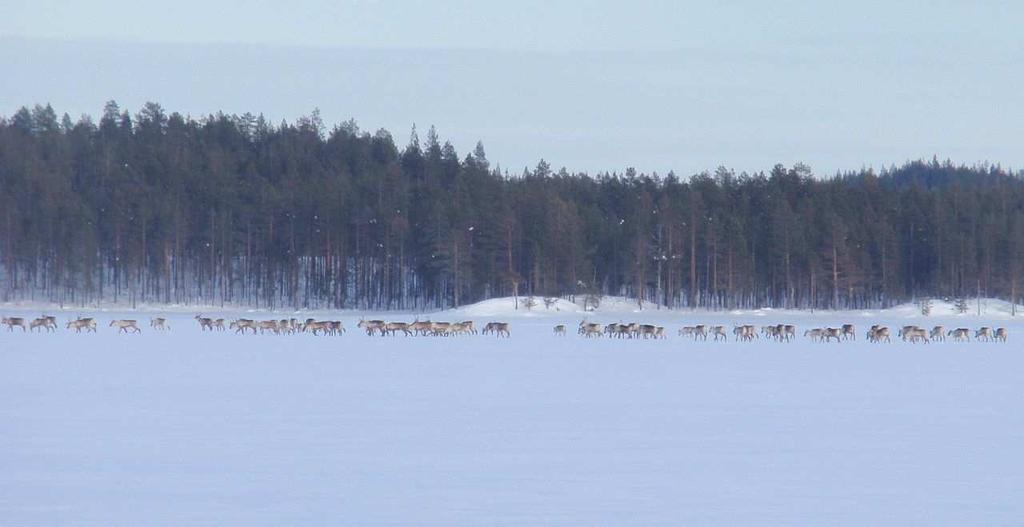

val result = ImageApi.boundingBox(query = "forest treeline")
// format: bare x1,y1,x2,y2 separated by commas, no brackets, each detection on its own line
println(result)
1,102,1023,310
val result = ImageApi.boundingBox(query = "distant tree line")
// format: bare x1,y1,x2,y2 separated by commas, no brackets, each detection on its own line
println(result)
2,102,1023,310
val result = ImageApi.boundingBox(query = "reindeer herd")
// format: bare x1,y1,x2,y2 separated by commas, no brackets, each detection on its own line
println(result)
570,320,1009,345
353,318,511,337
576,322,667,339
0,314,513,338
0,313,1011,345
192,316,514,337
879,324,1010,343
0,315,158,334
572,321,801,342
192,315,346,335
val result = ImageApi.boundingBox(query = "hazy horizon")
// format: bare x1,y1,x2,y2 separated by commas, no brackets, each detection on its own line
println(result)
2,1,1022,175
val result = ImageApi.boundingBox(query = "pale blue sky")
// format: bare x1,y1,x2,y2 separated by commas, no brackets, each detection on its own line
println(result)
1,1,1021,174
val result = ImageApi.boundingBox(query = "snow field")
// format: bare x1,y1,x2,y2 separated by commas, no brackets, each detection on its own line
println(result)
1,305,1022,525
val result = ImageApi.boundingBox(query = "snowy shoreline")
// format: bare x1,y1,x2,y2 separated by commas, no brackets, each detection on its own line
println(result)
2,295,1019,321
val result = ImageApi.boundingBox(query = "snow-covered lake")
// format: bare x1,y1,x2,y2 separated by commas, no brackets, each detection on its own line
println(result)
1,299,1022,525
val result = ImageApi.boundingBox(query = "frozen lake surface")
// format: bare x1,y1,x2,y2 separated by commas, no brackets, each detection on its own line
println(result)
1,300,1022,525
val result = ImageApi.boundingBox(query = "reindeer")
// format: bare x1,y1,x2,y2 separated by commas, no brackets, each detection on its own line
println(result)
195,315,214,331
580,322,603,338
905,327,929,343
29,317,53,332
482,322,510,337
639,324,659,339
256,320,280,335
947,328,970,342
306,320,336,335
42,315,58,330
804,328,824,342
554,324,566,336
450,321,473,333
109,319,142,334
459,321,477,335
994,327,1008,342
301,320,329,335
2,317,26,331
229,319,255,335
733,325,755,342
975,327,993,342
430,322,452,336
277,319,295,335
841,324,856,341
607,323,626,338
409,319,433,336
66,317,97,333
654,326,666,339
150,317,170,331
357,318,386,336
770,325,790,341
822,328,842,343
929,326,945,342
709,325,728,341
383,322,411,336
868,325,891,343
898,325,920,342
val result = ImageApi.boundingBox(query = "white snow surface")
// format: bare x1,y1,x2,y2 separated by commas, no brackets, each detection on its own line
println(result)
1,298,1023,525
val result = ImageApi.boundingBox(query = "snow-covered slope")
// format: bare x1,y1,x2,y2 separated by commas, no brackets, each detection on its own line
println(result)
448,295,1023,321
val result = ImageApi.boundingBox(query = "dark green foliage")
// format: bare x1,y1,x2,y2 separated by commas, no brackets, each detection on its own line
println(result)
1,103,1023,310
